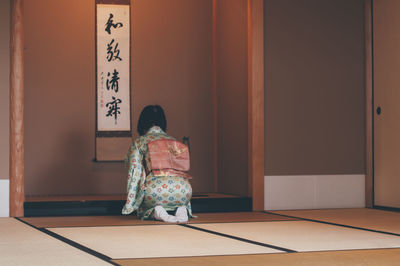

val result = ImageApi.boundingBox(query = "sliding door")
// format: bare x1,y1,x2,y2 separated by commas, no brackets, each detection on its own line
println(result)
373,0,400,208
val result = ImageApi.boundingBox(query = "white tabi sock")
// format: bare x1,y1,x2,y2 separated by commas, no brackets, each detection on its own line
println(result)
154,206,177,223
175,206,189,223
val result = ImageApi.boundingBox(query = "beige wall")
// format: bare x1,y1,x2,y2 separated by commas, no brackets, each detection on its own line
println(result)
23,0,365,196
0,0,10,180
131,0,213,193
24,0,213,195
216,0,248,196
25,0,104,195
264,0,365,175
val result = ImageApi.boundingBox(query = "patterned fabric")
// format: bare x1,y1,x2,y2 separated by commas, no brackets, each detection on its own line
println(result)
122,126,193,220
148,139,190,172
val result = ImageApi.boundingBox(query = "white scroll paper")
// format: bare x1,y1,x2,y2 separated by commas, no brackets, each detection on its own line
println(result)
96,4,130,132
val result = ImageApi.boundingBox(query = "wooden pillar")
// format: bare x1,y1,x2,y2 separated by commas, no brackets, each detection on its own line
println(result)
212,0,218,193
10,0,24,217
365,0,373,208
247,0,264,211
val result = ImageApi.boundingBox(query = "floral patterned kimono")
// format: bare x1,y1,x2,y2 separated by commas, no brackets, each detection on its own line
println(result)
122,126,193,220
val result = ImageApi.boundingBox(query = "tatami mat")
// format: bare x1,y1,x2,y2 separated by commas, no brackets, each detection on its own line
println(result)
21,215,161,228
48,224,281,259
112,248,400,266
270,208,400,234
7,210,400,264
188,211,297,224
191,221,400,252
0,218,110,266
21,212,295,228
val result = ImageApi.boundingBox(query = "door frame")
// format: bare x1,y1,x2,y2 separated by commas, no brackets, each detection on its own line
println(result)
365,0,373,208
9,0,265,216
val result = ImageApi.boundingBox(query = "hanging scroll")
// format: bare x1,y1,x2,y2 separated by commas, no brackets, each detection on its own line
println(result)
96,3,130,132
95,0,131,161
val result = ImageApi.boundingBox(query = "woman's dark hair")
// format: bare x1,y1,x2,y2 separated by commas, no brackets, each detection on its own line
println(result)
137,105,167,136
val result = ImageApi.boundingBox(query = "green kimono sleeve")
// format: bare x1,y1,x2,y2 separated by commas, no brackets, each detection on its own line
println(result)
122,141,145,215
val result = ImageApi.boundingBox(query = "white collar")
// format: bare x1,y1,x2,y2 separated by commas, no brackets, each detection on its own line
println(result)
147,126,164,134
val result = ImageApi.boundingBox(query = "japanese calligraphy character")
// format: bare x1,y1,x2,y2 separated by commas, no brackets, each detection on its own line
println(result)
107,39,122,62
106,96,122,123
105,13,123,35
106,69,120,92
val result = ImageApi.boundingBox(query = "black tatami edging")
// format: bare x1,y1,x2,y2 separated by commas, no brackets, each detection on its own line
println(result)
15,218,120,266
374,206,400,214
265,211,400,237
24,200,125,217
180,224,297,253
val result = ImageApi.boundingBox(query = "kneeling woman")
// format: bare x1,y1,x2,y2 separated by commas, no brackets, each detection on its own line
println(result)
122,105,193,223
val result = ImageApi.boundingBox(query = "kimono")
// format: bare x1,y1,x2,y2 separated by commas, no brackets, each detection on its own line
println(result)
122,126,193,220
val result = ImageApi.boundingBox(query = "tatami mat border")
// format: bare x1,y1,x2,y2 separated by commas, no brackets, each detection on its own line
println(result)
20,212,298,228
39,220,299,229
43,220,299,229
111,252,282,261
15,218,119,266
374,206,400,213
266,211,400,237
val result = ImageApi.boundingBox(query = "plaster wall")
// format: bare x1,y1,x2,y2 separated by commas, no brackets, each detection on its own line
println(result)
264,0,365,175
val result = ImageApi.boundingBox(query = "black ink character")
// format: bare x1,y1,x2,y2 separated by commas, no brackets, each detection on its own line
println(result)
106,69,120,92
107,39,122,62
105,13,123,35
106,96,122,123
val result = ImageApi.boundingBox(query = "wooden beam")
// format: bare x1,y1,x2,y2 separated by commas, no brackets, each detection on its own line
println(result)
10,0,25,217
95,0,130,4
247,0,264,211
365,0,373,208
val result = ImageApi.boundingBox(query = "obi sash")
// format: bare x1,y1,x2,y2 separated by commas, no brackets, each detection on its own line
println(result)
148,139,192,179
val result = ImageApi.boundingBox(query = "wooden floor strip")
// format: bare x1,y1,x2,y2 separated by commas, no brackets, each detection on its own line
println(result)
20,211,296,228
112,248,400,266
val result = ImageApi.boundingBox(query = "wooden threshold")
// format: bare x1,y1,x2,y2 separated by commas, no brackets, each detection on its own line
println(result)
24,193,252,217
25,193,240,203
20,211,296,228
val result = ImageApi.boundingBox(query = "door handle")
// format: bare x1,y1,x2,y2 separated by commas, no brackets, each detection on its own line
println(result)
376,106,382,115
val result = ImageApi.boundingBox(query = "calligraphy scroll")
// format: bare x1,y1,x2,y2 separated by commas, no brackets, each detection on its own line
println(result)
95,0,131,161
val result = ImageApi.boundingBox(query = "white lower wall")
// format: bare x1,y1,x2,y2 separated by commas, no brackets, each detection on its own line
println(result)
265,175,365,210
0,179,9,217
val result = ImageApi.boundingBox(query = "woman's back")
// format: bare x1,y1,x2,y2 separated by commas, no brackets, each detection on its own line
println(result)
122,124,193,222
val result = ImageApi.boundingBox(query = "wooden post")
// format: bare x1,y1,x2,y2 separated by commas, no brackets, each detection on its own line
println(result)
247,0,264,211
365,0,373,208
212,0,218,193
10,0,24,217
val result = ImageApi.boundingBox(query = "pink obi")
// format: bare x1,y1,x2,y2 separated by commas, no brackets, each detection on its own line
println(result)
148,139,192,179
